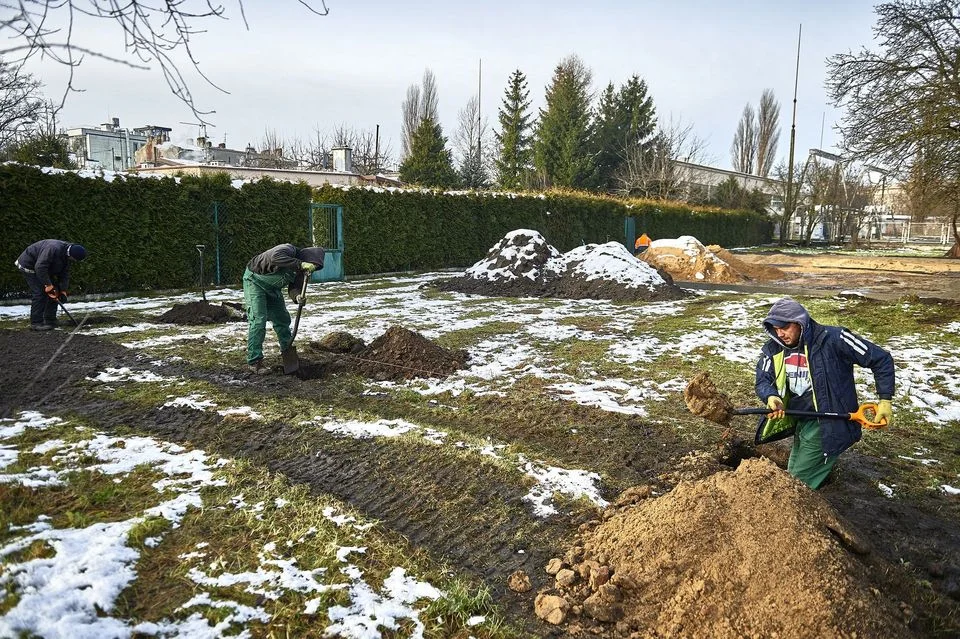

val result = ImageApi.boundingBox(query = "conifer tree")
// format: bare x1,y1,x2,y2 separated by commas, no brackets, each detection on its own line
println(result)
533,55,594,189
399,117,459,188
494,69,533,190
590,75,657,191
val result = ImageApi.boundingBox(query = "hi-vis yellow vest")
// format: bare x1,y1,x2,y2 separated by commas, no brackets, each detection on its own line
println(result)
756,346,820,444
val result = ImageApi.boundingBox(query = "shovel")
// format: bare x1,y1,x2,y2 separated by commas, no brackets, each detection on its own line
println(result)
58,298,79,327
735,402,886,429
282,276,309,375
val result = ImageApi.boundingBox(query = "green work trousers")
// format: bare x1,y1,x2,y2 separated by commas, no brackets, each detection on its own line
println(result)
243,267,293,365
787,418,838,490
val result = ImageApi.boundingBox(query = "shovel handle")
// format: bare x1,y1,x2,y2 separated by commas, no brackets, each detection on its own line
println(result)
289,276,309,343
732,403,885,429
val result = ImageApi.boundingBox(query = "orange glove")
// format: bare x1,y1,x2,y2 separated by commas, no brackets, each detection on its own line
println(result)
44,284,59,300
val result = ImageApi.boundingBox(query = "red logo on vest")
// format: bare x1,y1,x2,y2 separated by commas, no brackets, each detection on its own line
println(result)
784,353,807,367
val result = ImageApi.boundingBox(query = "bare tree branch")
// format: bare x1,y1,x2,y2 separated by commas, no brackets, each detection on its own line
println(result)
0,1,330,123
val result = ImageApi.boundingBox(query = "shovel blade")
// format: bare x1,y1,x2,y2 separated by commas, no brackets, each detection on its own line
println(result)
281,345,300,375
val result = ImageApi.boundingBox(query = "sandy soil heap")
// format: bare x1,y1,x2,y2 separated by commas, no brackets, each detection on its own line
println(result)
539,457,911,638
435,229,686,301
640,236,748,283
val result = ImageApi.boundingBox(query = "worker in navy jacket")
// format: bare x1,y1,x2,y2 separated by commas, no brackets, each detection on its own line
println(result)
754,297,895,489
15,240,87,331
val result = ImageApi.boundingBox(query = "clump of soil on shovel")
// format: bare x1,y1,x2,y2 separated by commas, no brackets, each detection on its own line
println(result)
535,457,913,638
683,370,735,425
299,326,467,381
157,301,245,325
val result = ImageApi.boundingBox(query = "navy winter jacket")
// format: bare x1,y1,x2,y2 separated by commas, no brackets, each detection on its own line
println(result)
755,298,895,457
17,240,73,291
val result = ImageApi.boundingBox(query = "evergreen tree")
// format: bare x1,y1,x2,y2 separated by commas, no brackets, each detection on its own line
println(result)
399,117,459,188
494,69,533,190
590,75,656,191
4,132,72,168
533,55,594,189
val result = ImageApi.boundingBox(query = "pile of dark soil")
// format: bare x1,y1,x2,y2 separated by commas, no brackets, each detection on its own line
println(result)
536,457,914,638
157,301,245,325
346,326,467,381
299,326,467,381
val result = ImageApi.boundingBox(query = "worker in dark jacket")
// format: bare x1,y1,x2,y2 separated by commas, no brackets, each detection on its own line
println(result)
243,243,324,374
15,240,87,331
754,297,895,489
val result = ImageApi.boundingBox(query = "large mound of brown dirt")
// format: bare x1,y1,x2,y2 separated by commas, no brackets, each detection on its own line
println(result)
640,236,745,283
299,327,467,381
156,301,245,325
537,457,911,638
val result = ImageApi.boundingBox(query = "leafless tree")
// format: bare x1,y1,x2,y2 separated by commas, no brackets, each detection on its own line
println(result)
453,95,491,188
770,160,808,241
330,123,393,174
614,115,709,200
0,1,330,123
826,0,960,257
0,56,45,150
755,88,780,178
401,68,439,159
731,104,756,173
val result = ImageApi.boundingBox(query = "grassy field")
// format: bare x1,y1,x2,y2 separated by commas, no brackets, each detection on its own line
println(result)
1,272,958,637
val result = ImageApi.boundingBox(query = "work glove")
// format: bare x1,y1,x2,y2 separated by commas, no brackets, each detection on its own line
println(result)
875,399,893,427
58,291,68,303
300,261,317,274
766,395,785,419
44,284,59,300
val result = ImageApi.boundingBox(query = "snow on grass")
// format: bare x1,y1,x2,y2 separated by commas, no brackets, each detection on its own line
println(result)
312,415,608,515
0,412,229,638
0,412,446,638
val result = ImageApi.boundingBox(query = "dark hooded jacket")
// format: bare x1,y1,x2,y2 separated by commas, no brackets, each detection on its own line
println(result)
245,244,325,301
755,297,895,458
17,240,74,290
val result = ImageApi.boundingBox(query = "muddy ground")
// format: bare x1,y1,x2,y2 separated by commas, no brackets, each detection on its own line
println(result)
1,322,959,636
1,252,959,636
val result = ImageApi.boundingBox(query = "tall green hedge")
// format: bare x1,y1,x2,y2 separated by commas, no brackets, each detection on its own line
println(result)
312,185,773,275
1,164,772,295
0,164,312,296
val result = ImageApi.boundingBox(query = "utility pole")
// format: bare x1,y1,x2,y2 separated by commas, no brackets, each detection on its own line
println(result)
477,58,482,179
784,24,802,245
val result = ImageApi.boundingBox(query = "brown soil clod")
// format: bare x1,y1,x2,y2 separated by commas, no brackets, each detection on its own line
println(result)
683,371,735,425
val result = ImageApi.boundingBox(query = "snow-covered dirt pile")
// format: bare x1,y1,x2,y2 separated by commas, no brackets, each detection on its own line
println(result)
435,230,687,302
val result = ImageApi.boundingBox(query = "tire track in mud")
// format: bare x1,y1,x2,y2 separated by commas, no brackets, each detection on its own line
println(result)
68,396,586,626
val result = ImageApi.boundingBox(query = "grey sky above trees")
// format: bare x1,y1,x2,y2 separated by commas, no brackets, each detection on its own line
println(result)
7,1,882,172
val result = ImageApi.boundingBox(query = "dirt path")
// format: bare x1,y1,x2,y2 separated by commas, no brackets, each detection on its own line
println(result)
733,251,960,300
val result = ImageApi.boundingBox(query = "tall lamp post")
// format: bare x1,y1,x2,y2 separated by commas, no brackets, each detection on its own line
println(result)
784,25,802,245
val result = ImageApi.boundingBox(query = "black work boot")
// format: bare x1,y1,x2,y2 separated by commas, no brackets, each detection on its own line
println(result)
30,324,54,332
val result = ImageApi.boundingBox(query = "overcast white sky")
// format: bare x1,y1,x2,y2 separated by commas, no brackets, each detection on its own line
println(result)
17,0,881,171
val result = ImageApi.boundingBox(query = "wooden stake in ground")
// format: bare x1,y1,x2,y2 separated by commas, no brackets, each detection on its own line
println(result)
683,371,735,426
